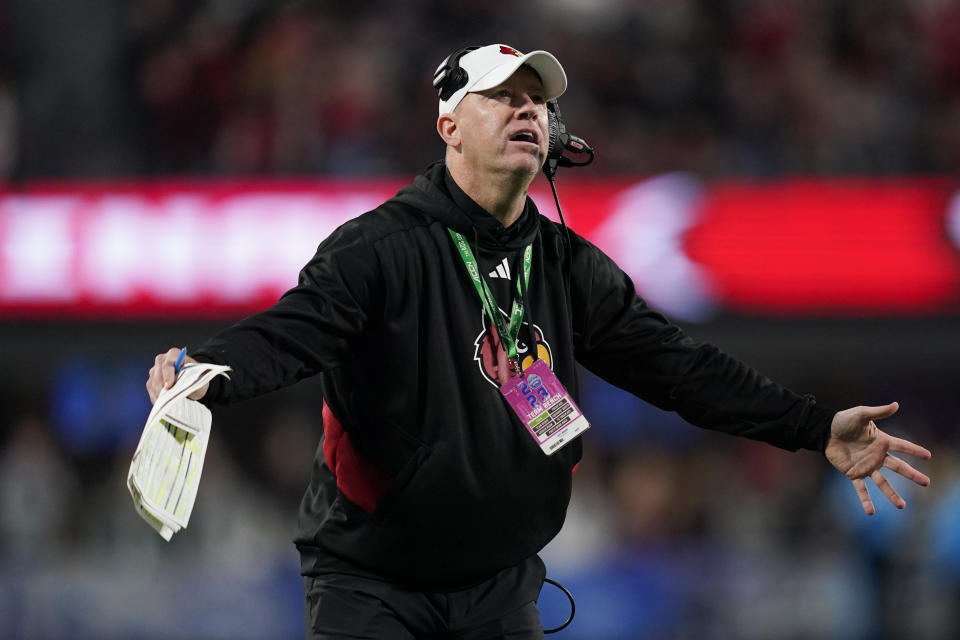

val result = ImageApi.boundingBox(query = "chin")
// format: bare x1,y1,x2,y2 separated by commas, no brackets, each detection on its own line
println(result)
502,155,541,177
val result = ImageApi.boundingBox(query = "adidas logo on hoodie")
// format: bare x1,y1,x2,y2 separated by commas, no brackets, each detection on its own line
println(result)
488,257,510,279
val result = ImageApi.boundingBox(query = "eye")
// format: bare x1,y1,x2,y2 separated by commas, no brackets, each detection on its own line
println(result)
496,89,513,101
531,94,545,105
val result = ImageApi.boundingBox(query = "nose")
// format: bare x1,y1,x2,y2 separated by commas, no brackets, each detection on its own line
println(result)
516,93,540,120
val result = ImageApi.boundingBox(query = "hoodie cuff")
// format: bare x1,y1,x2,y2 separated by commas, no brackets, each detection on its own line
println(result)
797,401,837,453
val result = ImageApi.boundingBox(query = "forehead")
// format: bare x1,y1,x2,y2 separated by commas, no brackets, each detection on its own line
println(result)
490,65,545,92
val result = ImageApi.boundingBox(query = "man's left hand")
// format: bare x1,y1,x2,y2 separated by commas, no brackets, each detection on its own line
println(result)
825,402,931,515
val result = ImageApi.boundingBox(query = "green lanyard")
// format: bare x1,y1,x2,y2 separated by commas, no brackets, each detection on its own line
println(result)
448,228,533,366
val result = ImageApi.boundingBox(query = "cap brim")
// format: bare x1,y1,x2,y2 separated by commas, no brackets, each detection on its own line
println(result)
468,50,567,102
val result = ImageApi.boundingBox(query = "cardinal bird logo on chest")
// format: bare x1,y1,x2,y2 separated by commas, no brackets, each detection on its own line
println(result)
473,307,553,388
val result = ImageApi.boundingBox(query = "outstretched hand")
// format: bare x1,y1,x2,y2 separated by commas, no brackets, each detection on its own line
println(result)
825,402,931,516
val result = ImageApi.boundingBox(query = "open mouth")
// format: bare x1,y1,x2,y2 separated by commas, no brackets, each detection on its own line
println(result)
509,131,538,144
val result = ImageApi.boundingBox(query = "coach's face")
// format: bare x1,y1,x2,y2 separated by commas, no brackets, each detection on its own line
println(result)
440,66,549,178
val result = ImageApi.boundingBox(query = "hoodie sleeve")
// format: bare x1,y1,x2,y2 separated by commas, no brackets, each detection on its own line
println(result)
191,219,383,404
569,234,834,453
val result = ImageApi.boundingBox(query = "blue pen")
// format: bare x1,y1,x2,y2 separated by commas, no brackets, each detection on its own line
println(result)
174,347,187,374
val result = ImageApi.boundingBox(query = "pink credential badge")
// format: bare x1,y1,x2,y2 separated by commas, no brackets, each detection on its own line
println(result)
499,359,590,455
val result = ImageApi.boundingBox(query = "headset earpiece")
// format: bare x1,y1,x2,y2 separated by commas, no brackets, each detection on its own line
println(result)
434,46,479,102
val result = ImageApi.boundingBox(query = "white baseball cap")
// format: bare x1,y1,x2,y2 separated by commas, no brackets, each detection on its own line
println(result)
435,44,567,115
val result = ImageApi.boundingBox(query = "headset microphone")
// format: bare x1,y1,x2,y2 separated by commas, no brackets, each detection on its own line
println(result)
545,100,594,180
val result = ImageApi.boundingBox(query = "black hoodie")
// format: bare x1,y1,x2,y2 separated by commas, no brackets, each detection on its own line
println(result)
193,161,834,589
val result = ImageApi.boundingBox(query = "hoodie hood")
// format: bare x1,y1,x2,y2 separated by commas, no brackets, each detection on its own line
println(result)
393,161,540,251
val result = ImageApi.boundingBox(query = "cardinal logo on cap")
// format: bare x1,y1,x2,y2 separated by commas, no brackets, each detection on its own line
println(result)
500,45,522,57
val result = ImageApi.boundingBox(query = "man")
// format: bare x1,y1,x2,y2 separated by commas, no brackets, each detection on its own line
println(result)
146,44,931,639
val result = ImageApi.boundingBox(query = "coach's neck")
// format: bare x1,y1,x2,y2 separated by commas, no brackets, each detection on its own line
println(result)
446,155,534,228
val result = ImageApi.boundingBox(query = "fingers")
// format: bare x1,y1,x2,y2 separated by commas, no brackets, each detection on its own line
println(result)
883,454,931,487
870,469,905,509
853,477,875,516
832,402,900,441
145,347,185,405
887,435,932,461
853,463,927,516
859,401,899,422
161,347,182,389
146,354,163,404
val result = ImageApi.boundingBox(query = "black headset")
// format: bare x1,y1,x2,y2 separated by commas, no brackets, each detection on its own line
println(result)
433,45,595,178
433,46,480,101
544,99,594,179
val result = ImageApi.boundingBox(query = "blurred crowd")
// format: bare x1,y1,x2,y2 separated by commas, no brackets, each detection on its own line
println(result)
0,0,959,180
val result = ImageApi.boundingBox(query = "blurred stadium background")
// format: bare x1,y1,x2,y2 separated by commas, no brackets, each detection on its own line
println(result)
1,1,959,638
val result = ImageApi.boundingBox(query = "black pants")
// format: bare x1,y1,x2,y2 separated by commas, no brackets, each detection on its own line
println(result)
303,556,546,639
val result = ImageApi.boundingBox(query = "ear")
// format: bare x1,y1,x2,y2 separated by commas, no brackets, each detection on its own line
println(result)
437,112,461,149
